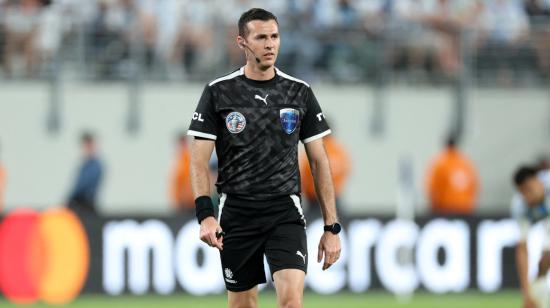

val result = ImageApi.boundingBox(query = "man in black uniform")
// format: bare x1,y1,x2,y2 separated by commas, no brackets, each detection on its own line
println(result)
188,8,341,308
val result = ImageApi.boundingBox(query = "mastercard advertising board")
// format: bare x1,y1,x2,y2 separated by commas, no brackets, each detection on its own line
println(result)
0,208,89,304
0,209,529,301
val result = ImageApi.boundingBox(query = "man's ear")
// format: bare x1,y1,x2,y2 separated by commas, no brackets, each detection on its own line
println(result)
237,36,245,50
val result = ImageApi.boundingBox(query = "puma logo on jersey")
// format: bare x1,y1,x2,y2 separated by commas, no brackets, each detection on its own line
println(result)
296,250,306,264
254,94,269,105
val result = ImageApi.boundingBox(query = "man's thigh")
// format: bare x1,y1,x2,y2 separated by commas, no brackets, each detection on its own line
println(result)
265,223,308,276
219,210,268,292
273,269,305,292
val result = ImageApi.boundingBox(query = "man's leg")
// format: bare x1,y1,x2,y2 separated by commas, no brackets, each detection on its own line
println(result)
273,269,305,308
228,286,259,308
538,251,550,278
532,251,550,308
265,219,307,308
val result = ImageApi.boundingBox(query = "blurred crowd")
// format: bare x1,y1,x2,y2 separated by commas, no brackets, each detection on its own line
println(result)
0,0,549,83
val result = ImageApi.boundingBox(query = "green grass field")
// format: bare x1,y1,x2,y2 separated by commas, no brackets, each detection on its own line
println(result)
0,291,522,308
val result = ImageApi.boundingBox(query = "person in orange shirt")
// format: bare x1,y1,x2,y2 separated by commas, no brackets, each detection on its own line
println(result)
300,133,350,212
425,135,479,215
170,133,194,211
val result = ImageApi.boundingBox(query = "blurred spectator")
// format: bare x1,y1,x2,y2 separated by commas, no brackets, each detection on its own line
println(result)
390,0,483,79
311,0,363,80
0,142,6,212
67,132,104,215
178,0,216,75
525,0,550,79
477,0,530,85
425,135,479,215
387,0,440,79
88,0,134,79
33,0,64,74
300,131,350,212
87,0,186,79
3,0,41,77
480,0,529,45
420,0,480,77
356,0,387,36
0,0,7,64
170,133,193,211
147,0,184,79
537,154,550,171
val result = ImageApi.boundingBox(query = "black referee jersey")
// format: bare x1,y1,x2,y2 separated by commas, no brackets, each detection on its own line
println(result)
188,67,331,201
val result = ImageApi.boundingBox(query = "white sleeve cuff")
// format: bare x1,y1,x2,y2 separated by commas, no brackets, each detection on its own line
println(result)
302,129,331,144
187,130,217,140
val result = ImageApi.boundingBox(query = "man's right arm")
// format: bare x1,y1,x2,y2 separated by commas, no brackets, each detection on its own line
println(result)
516,240,536,308
516,241,530,296
190,139,214,198
190,138,223,250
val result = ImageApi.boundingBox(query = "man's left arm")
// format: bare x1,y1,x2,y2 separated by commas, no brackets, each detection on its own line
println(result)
304,138,341,270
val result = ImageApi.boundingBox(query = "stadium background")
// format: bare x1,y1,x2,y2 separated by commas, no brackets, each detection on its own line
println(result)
0,0,549,307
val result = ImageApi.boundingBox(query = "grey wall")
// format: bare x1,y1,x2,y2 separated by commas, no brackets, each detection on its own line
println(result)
0,82,548,215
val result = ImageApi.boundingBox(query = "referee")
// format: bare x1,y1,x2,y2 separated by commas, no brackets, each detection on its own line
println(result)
188,8,341,308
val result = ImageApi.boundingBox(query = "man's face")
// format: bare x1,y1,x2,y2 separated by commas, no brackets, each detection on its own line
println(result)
239,19,280,69
519,177,545,206
83,140,96,157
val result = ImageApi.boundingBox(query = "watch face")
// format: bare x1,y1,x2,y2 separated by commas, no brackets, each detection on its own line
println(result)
332,223,341,234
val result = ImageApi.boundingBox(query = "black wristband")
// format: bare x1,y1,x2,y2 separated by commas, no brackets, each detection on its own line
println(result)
195,196,215,224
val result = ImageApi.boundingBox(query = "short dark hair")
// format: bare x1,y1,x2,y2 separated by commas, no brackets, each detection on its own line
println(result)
513,165,538,186
238,8,278,38
81,131,95,144
446,133,458,148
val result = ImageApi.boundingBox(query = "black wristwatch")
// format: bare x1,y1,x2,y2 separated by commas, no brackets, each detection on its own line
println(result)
323,222,342,234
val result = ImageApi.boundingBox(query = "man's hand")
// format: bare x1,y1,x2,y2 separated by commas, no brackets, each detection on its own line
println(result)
317,232,341,270
200,216,224,250
523,295,537,308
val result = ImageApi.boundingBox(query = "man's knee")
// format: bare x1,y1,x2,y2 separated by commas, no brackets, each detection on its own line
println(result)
273,269,305,308
278,293,303,308
228,288,258,308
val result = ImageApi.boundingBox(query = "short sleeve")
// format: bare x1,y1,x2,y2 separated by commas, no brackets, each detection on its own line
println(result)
539,170,550,187
511,194,530,242
300,87,331,143
187,85,218,140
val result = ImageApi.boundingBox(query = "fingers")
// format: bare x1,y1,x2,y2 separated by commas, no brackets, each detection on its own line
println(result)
322,251,341,270
201,232,222,250
318,235,341,271
199,218,224,250
208,232,223,250
199,228,224,250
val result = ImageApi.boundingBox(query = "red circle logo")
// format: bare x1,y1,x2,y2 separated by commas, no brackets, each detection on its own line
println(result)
0,208,90,304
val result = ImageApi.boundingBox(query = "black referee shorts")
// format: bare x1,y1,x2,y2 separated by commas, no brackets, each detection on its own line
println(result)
217,194,307,292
